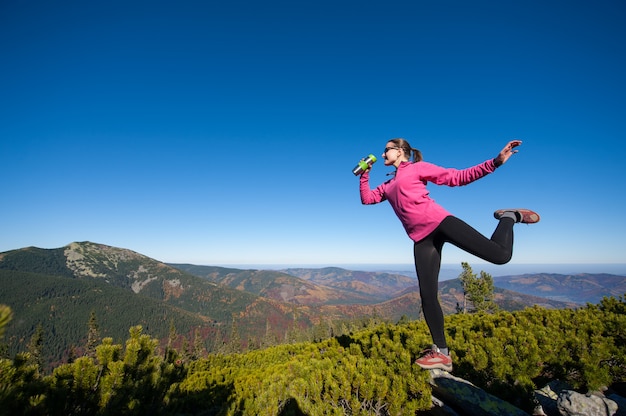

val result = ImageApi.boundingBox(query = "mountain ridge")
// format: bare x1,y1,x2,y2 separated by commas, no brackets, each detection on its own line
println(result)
493,273,626,304
1,241,622,370
169,263,412,305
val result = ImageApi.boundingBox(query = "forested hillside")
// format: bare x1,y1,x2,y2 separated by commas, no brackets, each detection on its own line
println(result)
0,295,624,415
0,242,616,372
0,251,312,370
0,269,209,368
170,263,391,305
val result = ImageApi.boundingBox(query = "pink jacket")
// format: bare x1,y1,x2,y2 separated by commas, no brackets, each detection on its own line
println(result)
360,159,497,242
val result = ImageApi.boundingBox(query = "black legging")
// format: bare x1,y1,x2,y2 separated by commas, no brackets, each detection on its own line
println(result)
413,215,515,349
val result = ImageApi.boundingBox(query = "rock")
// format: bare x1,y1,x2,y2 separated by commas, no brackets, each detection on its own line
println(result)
534,380,573,416
557,390,618,416
418,395,462,416
428,369,528,416
421,372,626,416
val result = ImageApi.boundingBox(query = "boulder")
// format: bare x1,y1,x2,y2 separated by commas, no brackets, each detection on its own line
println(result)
422,395,462,416
421,373,626,416
557,390,618,416
534,380,573,416
428,369,528,416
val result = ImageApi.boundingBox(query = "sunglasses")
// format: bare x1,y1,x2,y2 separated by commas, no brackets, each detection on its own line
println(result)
384,147,399,153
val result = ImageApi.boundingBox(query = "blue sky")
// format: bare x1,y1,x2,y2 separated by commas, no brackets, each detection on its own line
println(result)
1,0,625,270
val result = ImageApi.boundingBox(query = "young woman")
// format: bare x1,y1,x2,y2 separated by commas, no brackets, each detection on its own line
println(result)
359,138,539,372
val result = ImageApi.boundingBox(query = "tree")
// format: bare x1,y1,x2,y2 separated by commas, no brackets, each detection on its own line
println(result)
165,319,179,363
223,317,242,354
0,305,12,339
459,262,498,313
85,310,100,358
167,319,177,351
193,328,205,359
27,323,44,369
0,305,12,359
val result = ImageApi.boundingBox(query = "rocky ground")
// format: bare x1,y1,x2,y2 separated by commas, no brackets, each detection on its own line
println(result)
420,370,626,416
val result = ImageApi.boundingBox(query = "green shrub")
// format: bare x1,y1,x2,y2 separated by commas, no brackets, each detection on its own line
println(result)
1,296,625,415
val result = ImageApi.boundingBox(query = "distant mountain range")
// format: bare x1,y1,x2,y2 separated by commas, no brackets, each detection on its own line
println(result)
0,241,623,368
170,264,416,305
492,273,626,305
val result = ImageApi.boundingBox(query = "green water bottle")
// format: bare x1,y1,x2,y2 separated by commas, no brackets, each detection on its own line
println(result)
352,154,377,175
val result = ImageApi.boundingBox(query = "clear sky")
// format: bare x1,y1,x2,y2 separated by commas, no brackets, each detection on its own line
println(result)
1,0,625,268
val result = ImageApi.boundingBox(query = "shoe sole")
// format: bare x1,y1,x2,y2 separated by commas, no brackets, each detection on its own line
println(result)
416,362,453,372
494,208,540,224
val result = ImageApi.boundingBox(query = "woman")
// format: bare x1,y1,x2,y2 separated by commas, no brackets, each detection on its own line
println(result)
359,138,539,372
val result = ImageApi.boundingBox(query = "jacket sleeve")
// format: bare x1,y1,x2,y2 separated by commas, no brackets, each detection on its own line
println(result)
420,159,497,187
359,172,386,205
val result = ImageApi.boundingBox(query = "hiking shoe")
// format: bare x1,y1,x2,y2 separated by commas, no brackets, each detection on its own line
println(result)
494,208,540,224
415,345,453,371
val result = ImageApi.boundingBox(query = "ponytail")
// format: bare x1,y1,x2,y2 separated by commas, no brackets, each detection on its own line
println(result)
389,138,423,162
410,148,423,162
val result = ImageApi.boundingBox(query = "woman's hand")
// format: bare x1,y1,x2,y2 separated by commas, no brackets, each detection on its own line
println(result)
494,140,522,167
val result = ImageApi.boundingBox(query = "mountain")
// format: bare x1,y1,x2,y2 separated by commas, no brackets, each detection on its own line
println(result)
436,279,581,312
1,241,619,370
170,264,581,320
0,268,209,367
0,242,314,366
170,264,415,305
0,242,428,367
280,267,416,299
493,273,626,304
170,264,576,314
0,242,272,321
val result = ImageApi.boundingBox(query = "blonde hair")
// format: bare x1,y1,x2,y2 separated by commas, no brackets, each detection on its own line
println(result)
388,138,422,162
